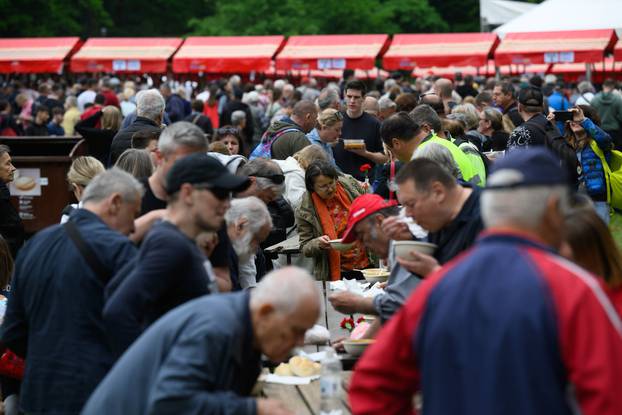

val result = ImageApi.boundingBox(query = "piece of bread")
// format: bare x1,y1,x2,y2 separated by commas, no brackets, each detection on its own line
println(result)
14,176,36,191
289,356,321,377
274,363,293,376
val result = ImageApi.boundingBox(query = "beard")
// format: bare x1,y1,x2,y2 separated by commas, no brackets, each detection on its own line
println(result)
232,230,255,263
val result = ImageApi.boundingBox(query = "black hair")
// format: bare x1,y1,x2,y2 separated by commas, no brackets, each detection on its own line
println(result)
94,93,106,105
495,81,515,97
345,80,366,95
191,99,204,112
131,129,161,149
304,160,339,193
395,158,456,191
380,112,420,146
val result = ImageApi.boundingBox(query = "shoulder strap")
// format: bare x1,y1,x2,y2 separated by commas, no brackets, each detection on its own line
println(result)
63,221,110,282
192,114,201,125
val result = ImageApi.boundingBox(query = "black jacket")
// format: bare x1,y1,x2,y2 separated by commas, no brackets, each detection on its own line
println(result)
110,116,160,164
184,112,213,136
0,181,24,258
75,110,117,167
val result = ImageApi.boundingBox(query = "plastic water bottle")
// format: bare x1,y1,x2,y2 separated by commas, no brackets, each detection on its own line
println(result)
320,347,343,415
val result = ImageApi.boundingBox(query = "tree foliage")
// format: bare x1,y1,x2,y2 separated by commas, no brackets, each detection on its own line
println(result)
189,0,448,36
0,0,544,37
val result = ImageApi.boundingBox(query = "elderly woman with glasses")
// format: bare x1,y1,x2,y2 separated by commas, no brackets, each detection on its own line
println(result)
477,107,510,152
296,160,370,281
212,125,244,156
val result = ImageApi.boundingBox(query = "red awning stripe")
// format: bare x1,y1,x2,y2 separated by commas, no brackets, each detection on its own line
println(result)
495,29,616,65
0,37,80,73
384,33,498,70
614,39,622,61
172,36,284,73
276,34,388,70
71,38,182,73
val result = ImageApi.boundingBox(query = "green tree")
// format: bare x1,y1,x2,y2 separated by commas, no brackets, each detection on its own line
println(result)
189,0,448,36
0,0,111,36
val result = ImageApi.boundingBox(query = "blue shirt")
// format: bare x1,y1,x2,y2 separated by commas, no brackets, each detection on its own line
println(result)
0,209,137,414
46,121,65,136
83,292,260,415
104,220,214,355
307,128,338,168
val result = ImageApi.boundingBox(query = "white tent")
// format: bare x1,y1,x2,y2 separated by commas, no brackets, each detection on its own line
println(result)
480,0,537,27
494,0,622,36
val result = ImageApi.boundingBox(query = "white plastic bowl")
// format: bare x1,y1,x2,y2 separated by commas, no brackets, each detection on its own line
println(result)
393,241,437,260
328,239,355,252
361,268,390,283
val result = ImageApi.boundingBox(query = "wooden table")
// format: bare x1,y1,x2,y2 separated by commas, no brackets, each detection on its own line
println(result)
265,235,301,265
261,372,352,415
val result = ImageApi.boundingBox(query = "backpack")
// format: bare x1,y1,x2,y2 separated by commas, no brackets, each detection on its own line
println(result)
590,141,622,211
532,122,580,186
249,126,301,160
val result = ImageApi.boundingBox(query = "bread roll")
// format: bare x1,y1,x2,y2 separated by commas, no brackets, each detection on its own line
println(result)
289,356,321,377
274,363,292,376
15,176,36,191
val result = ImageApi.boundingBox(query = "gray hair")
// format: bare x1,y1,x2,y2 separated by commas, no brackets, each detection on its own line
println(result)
577,81,595,94
481,170,570,229
65,96,78,108
410,104,442,133
231,110,246,126
81,167,144,204
0,144,9,157
412,143,462,180
451,103,479,130
239,158,285,195
378,96,397,111
158,121,208,156
250,266,320,314
115,148,154,179
317,87,340,110
136,89,165,121
225,196,272,235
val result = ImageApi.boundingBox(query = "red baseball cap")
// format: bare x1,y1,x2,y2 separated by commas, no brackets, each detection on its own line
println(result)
341,194,398,244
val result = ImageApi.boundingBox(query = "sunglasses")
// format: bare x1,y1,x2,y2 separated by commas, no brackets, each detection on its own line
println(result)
255,174,285,185
193,184,232,200
216,127,240,136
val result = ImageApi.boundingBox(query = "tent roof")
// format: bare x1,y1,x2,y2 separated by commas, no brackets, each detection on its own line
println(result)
71,38,182,73
480,0,537,26
172,36,284,73
383,33,498,70
0,37,80,73
495,29,616,65
494,0,622,35
275,34,388,71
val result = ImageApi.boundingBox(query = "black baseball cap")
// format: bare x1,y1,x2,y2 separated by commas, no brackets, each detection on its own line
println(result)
166,153,251,195
518,86,543,108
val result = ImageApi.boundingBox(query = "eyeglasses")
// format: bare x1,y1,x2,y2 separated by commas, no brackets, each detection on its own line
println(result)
254,174,285,185
215,127,240,137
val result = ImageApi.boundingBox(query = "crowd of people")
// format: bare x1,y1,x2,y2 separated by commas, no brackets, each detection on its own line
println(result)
0,68,621,414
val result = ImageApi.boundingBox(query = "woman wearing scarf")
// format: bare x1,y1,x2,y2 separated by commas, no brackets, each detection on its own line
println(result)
296,160,371,281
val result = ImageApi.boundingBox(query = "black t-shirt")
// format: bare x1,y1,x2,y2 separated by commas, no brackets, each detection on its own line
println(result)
139,177,166,216
333,111,383,180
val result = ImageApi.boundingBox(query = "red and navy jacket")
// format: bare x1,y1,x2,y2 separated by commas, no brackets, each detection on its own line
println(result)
349,231,622,415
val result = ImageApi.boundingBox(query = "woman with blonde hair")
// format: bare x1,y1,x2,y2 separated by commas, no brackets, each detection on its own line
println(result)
306,108,343,167
75,105,122,166
60,156,105,223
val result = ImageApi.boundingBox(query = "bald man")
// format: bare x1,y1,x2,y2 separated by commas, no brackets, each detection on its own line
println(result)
363,96,380,118
268,100,317,160
83,267,320,415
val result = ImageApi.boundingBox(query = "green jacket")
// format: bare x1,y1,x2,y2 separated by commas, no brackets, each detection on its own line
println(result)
591,91,622,132
420,134,479,184
295,175,365,281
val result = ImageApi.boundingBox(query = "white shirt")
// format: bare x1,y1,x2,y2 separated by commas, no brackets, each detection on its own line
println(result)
77,90,96,112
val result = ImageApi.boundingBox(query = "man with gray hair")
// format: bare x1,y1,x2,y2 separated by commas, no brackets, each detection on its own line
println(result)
378,96,397,121
130,121,208,243
111,88,166,164
104,153,250,355
225,196,273,289
350,148,622,415
84,267,320,415
0,168,143,414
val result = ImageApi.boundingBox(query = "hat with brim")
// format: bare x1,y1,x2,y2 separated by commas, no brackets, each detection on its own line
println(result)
166,153,251,195
341,194,398,244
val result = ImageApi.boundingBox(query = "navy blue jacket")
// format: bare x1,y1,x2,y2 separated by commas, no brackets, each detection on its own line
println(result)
0,209,137,414
104,221,213,355
83,292,260,415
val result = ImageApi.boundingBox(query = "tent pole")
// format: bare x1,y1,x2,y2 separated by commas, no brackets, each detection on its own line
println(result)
585,63,592,83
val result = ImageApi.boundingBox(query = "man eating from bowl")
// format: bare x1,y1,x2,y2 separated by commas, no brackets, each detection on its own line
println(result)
328,194,423,333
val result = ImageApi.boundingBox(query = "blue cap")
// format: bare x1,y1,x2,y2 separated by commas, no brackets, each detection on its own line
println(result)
486,148,569,190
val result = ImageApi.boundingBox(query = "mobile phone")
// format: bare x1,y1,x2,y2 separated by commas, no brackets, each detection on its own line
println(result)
554,111,573,122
